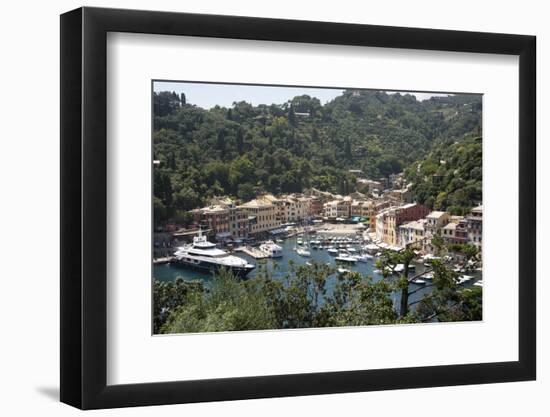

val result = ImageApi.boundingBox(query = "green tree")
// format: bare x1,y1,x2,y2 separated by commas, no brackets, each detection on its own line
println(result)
173,187,200,211
152,89,482,228
237,183,256,201
161,269,277,333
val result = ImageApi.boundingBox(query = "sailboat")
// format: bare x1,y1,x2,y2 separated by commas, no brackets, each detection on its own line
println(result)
296,220,311,257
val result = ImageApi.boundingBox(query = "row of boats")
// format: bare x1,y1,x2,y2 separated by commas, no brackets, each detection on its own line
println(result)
169,232,372,277
170,232,481,288
293,235,377,264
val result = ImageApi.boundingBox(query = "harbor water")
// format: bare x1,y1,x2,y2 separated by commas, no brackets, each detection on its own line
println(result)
153,235,482,309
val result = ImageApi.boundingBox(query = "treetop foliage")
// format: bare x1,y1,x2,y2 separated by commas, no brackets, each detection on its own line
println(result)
153,88,482,224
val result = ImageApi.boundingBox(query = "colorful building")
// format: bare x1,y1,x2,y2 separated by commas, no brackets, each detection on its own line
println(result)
375,203,430,245
467,205,483,250
308,196,324,217
398,219,426,248
191,205,231,241
239,196,280,236
442,216,469,245
350,200,371,218
368,200,391,231
323,198,351,219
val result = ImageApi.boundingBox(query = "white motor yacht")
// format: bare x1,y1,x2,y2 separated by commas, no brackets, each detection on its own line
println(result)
335,252,358,263
259,240,283,258
173,232,254,277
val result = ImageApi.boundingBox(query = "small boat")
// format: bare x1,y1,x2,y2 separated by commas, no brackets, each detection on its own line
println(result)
412,278,426,285
338,267,351,274
296,247,311,257
335,253,358,263
364,243,379,253
474,280,483,287
327,248,339,255
394,264,405,273
356,254,372,262
457,275,474,285
259,240,283,258
422,272,434,280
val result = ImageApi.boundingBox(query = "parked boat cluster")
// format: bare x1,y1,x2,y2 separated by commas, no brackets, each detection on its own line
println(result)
292,234,375,263
166,227,481,288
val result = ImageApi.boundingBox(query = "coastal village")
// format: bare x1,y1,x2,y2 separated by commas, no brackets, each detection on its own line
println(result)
151,87,484,332
154,170,482,265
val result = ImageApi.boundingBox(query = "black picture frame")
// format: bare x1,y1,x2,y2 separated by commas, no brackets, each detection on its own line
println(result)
60,6,536,410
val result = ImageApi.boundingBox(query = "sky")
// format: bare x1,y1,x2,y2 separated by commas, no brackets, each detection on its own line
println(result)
153,80,452,109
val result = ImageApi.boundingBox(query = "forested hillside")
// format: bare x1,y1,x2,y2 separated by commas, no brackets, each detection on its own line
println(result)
153,89,482,223
404,135,482,215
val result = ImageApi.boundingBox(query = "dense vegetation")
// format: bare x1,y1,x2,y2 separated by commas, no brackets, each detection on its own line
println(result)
404,135,482,215
155,235,482,334
153,90,482,225
154,238,482,334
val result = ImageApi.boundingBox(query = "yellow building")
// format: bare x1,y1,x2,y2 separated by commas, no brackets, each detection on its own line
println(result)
351,200,371,217
368,200,391,231
375,203,430,246
238,195,280,236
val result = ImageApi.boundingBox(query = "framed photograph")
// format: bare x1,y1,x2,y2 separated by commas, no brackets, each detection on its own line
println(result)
60,6,536,409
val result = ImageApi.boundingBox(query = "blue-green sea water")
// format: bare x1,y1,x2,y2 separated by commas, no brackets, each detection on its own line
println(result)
153,236,482,308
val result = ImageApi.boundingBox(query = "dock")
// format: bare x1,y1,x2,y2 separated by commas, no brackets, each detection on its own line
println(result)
235,246,269,259
153,256,175,265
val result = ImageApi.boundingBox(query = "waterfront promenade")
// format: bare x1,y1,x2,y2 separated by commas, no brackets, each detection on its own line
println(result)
315,223,365,236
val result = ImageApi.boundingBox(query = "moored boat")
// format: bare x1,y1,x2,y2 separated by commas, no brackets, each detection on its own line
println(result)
457,274,474,285
356,253,372,262
335,252,358,263
259,240,283,258
327,247,338,255
173,232,255,277
422,272,434,280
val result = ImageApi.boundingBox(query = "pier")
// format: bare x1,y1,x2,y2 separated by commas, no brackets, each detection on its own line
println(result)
153,256,175,265
235,246,269,259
